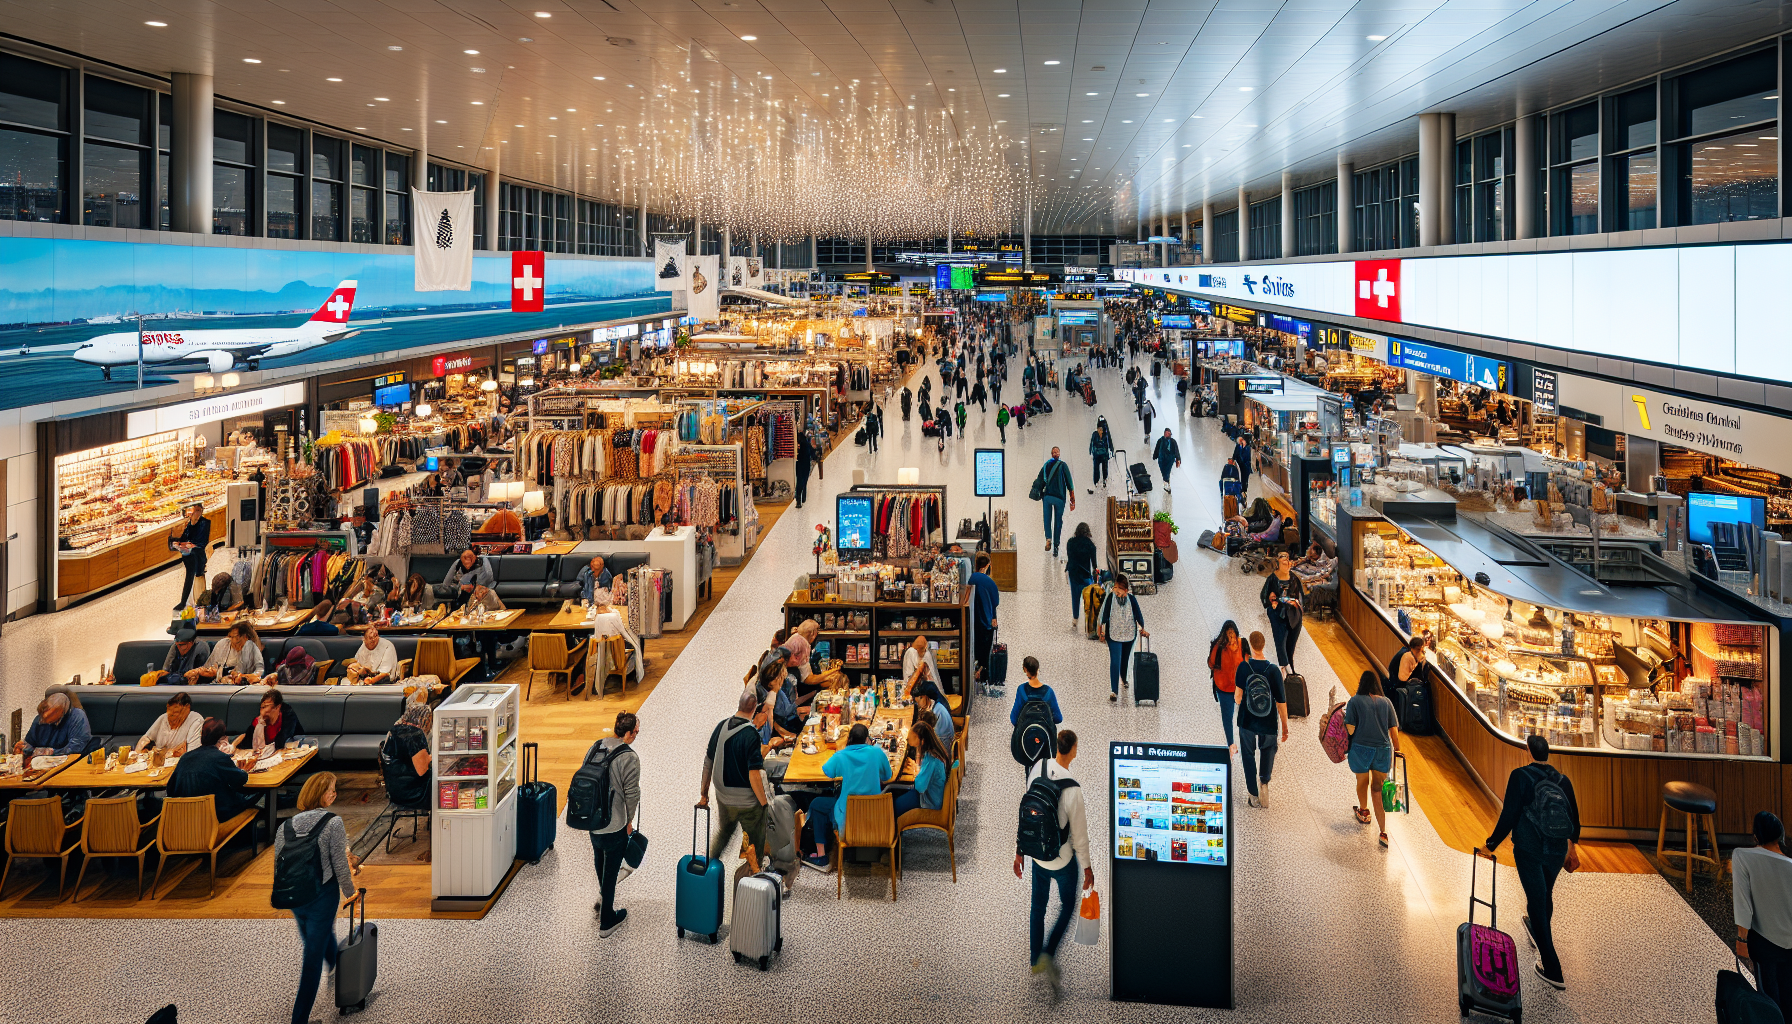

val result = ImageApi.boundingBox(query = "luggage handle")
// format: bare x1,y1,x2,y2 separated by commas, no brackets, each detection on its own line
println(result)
522,742,539,786
1469,847,1498,929
1393,750,1409,813
345,886,367,935
690,803,712,868
1137,635,1151,653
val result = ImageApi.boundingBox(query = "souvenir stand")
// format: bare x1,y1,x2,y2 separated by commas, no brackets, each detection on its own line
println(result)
431,682,522,908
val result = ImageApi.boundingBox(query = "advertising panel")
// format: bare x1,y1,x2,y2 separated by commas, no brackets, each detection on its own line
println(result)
1388,338,1506,392
973,448,1005,497
1112,748,1228,865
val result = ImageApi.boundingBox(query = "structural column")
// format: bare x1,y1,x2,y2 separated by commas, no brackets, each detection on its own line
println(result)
1023,189,1033,271
1418,111,1455,247
1237,186,1250,262
1280,172,1295,259
1514,113,1539,240
169,72,213,235
1201,200,1214,263
865,233,873,272
1180,209,1189,264
484,146,502,249
638,200,647,257
1336,155,1355,254
412,124,429,192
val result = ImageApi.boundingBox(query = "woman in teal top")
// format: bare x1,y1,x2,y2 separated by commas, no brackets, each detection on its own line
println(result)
893,719,953,820
802,723,894,869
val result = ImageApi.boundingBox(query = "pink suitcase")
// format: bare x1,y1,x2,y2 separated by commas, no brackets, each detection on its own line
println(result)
1457,849,1522,1020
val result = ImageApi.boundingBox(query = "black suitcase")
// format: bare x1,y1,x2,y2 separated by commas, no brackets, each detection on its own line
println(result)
1396,681,1435,735
854,428,867,446
1132,637,1160,705
986,632,1008,693
336,887,376,1014
1283,670,1309,718
1128,462,1153,493
516,742,558,864
1153,549,1174,584
1718,955,1783,1024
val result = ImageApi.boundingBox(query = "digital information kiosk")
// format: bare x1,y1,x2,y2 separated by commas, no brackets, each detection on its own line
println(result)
1109,741,1232,1008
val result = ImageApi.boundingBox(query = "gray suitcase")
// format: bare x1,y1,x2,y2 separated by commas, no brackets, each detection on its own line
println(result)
763,794,800,872
336,887,376,1014
729,871,783,970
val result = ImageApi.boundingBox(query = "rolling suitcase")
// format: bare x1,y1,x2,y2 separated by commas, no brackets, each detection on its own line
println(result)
1132,636,1160,705
1718,955,1783,1024
729,871,784,970
985,631,1009,696
515,742,557,864
1383,751,1410,814
1128,462,1154,493
763,794,800,876
676,805,725,944
1396,680,1436,735
1458,849,1522,1021
1082,583,1106,637
1283,670,1310,718
336,887,376,1014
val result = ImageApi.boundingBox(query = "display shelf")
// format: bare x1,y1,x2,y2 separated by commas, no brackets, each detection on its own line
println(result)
432,684,521,898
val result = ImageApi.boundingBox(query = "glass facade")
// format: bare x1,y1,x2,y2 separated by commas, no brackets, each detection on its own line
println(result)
1247,197,1281,260
0,53,68,223
1550,102,1599,235
1669,49,1778,224
1211,209,1240,263
1352,158,1418,252
1292,181,1336,256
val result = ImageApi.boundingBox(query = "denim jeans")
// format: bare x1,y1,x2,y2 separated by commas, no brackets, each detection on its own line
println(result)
1107,637,1135,694
1042,496,1066,550
1238,727,1278,796
589,829,628,928
1092,458,1108,485
1270,617,1302,670
1029,855,1079,964
806,796,839,849
1513,846,1566,979
288,882,341,1024
1158,457,1175,483
1215,689,1236,746
1070,574,1092,623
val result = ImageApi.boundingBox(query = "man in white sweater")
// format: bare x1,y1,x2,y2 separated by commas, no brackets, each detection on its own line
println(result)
1014,728,1093,1000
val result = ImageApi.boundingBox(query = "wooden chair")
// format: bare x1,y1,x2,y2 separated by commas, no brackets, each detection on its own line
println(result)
151,795,259,899
834,792,898,901
897,763,962,882
74,796,160,902
414,636,481,691
525,632,589,701
0,796,83,900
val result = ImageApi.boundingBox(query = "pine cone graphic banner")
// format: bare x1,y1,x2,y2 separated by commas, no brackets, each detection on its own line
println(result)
410,188,476,291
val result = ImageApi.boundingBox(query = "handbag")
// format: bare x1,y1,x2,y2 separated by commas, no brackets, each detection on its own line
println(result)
1028,472,1045,502
1073,886,1102,945
624,826,649,869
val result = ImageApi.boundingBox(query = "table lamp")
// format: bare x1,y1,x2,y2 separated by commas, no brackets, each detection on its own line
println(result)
522,490,547,515
897,467,920,485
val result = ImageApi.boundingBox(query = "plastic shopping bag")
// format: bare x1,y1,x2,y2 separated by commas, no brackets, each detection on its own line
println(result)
1073,887,1101,945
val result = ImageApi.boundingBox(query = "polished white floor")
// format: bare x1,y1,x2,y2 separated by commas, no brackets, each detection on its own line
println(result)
0,353,1733,1023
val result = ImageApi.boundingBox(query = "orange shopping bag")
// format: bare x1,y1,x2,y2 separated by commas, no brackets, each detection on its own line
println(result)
1073,887,1101,945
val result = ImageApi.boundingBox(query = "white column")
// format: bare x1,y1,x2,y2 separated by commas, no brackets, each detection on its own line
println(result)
1280,171,1295,259
1023,189,1033,271
1419,111,1455,246
1201,200,1214,263
1237,186,1250,262
637,201,647,257
1515,113,1539,240
1180,209,1189,263
1336,156,1355,254
169,72,213,234
484,146,502,249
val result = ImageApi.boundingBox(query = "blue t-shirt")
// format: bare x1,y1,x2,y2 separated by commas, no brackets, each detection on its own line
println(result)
823,743,893,831
929,701,956,751
969,571,1000,629
1010,682,1063,725
913,753,948,810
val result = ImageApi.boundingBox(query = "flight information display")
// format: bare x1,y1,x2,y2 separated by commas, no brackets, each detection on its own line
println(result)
1112,745,1227,865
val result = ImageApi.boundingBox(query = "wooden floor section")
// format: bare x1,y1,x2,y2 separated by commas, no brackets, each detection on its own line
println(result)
0,499,798,919
1307,619,1654,874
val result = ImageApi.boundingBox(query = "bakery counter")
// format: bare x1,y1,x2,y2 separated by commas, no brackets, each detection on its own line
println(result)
56,507,224,605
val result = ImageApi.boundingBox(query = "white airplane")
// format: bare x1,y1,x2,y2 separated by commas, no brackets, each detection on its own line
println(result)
73,280,364,379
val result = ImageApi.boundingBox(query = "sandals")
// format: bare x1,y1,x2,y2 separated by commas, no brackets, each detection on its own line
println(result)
1378,832,1390,848
1353,807,1372,825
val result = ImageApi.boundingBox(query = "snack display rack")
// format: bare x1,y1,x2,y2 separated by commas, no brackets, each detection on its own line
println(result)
56,430,228,552
431,683,521,901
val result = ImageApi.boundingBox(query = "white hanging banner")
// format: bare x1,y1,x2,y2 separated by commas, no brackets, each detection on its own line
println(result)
727,256,764,289
410,188,476,291
654,240,687,293
686,254,720,320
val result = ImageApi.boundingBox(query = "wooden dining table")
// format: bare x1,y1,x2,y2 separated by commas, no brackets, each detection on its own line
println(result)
0,754,82,791
193,608,315,635
48,745,320,851
781,699,918,785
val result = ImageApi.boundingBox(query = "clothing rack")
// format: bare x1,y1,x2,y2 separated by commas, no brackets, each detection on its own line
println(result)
848,484,948,561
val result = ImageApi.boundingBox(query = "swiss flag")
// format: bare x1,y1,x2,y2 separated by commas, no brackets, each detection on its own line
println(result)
1354,259,1401,322
511,251,546,312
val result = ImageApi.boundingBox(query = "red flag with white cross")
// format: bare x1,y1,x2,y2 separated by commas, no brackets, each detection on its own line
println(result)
511,251,546,312
1353,259,1401,323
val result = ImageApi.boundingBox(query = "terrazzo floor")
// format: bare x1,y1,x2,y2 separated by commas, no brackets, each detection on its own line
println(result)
0,352,1739,1023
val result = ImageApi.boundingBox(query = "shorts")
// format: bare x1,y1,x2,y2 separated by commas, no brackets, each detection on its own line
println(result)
1347,743,1394,775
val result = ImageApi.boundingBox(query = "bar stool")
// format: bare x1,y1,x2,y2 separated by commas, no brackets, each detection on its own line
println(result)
1656,781,1721,888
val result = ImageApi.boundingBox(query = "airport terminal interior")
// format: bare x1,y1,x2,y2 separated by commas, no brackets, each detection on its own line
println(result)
1,2,1791,1021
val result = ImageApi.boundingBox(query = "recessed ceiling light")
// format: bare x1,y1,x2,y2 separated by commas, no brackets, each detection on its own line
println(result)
998,93,1010,98
387,45,402,51
1163,118,1173,122
1239,86,1252,91
243,58,262,63
1081,119,1092,123
434,119,447,123
534,10,551,16
144,20,167,27
593,75,605,80
1182,144,1190,147
740,34,757,40
1367,34,1387,41
518,37,532,42
272,100,285,105
375,97,389,101
567,108,576,111
401,127,412,131
1122,119,1132,123
515,124,525,127
471,100,484,105
993,68,1007,73
1043,60,1060,65
326,77,341,82
471,67,486,73
1135,92,1148,97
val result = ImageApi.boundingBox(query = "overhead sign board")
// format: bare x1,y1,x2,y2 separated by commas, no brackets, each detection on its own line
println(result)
1388,338,1507,392
975,269,1057,286
126,381,308,439
1215,303,1255,324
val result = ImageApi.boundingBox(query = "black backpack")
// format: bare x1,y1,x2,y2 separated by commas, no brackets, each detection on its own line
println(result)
565,741,630,832
1017,774,1080,861
270,811,337,910
1241,661,1276,718
1523,765,1575,840
1011,692,1057,766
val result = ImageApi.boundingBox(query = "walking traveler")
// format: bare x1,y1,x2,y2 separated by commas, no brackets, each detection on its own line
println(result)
795,430,816,508
1219,458,1243,506
970,554,1000,674
901,387,912,421
1064,523,1098,628
1233,436,1254,493
1015,728,1093,1001
866,405,882,453
170,502,212,611
699,689,772,875
1152,428,1180,493
997,405,1010,443
1261,551,1306,672
1233,632,1288,807
587,711,642,937
1141,396,1156,439
1734,811,1792,1013
1009,656,1064,726
1096,575,1148,703
1031,448,1076,556
1206,620,1243,753
1089,419,1113,489
1482,734,1582,990
971,379,988,412
1344,672,1400,848
275,772,359,1024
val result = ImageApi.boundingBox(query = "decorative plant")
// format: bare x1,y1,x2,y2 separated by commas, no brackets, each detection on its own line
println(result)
1152,510,1178,534
373,412,397,434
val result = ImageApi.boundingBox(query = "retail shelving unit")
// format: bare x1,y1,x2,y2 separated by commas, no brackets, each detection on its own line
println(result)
781,588,974,710
431,683,521,905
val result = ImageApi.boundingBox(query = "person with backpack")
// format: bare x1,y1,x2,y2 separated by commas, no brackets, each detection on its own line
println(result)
1015,728,1093,1001
997,404,1010,443
1097,574,1148,703
1233,631,1288,808
1261,551,1306,674
1482,734,1582,991
1010,656,1064,728
273,772,359,1024
1031,448,1076,557
1344,672,1401,848
1206,620,1244,754
572,711,641,937
1089,419,1113,489
1232,435,1254,494
1733,811,1792,1013
699,689,772,877
1219,457,1243,504
1065,523,1099,629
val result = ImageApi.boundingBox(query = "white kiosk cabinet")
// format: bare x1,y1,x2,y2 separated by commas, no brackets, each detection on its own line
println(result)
431,684,521,900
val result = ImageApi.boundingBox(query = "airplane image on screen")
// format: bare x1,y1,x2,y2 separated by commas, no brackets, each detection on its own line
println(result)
72,280,363,379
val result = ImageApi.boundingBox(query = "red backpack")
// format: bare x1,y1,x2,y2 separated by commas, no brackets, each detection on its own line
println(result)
1318,686,1350,764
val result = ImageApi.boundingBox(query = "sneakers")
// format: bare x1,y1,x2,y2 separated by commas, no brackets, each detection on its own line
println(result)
1257,784,1270,808
1246,792,1261,808
599,908,629,937
1033,954,1062,1002
802,853,833,873
1534,962,1566,990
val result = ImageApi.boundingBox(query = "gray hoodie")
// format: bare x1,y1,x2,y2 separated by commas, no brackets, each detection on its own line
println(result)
593,736,641,836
